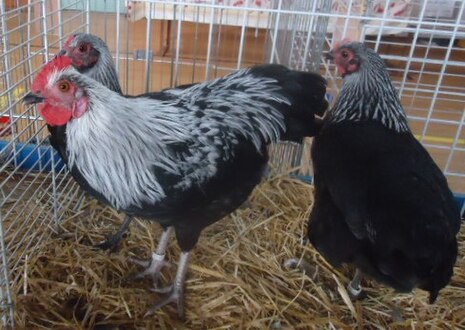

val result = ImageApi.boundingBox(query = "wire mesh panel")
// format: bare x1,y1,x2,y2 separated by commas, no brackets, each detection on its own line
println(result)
105,0,274,93
267,0,332,71
266,0,332,174
0,0,91,326
0,0,465,326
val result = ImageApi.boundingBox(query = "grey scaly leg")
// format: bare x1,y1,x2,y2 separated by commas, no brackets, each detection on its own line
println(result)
145,251,191,319
347,268,363,298
129,226,174,286
95,215,133,251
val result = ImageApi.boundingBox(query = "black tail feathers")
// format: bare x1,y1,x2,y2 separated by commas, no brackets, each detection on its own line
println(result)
249,64,328,143
422,239,458,304
429,290,439,304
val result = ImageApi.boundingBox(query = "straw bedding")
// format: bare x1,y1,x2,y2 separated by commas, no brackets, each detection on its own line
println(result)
9,175,465,329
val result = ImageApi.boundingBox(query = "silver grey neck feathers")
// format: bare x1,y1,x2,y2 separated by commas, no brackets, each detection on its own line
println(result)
87,51,122,94
329,45,410,133
55,68,289,210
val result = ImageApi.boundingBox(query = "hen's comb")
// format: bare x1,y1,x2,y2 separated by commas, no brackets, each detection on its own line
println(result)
64,34,76,48
32,55,73,92
0,116,10,124
333,38,353,51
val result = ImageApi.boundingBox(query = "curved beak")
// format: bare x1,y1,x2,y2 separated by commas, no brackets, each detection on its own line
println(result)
57,49,67,56
23,92,45,105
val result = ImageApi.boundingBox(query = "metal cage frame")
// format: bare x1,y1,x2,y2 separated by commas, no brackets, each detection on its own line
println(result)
0,0,464,326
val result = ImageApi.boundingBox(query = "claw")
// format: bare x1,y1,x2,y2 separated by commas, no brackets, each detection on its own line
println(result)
144,251,191,318
94,235,124,251
128,227,174,286
283,258,318,279
128,256,151,268
93,215,133,251
128,252,172,287
347,283,362,297
347,269,367,300
150,284,173,294
145,286,184,319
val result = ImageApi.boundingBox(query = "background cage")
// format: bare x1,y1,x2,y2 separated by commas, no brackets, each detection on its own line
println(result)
0,0,464,326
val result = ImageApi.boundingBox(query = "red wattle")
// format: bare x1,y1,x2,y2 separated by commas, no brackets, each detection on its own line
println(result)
72,97,89,119
39,104,73,126
336,64,347,77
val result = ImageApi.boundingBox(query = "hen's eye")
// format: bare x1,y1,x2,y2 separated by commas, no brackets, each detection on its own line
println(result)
78,44,86,52
58,81,70,92
342,51,349,58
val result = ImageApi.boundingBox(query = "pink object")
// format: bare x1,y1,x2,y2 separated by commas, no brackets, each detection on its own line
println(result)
125,0,272,21
331,0,413,43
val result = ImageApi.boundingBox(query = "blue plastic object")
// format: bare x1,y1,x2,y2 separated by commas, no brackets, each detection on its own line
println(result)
0,140,65,172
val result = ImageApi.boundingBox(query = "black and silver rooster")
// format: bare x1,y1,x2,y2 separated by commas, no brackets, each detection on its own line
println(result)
24,55,327,317
59,33,203,249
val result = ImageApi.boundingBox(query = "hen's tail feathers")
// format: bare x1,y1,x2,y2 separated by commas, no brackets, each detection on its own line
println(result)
429,291,439,304
423,239,458,304
249,64,328,143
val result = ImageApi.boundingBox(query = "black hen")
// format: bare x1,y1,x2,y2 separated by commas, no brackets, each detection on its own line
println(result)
308,41,461,303
61,33,122,94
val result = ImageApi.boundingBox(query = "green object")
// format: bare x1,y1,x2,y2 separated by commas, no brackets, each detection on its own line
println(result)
61,0,126,13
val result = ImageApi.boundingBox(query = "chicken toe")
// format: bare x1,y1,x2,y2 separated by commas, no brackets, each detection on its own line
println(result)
145,251,190,318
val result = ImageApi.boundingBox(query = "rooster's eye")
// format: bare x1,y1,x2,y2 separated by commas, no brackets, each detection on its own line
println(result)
58,81,70,92
341,51,349,58
78,44,86,52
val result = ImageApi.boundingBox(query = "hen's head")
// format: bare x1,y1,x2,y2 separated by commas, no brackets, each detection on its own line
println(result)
60,33,122,94
23,56,89,126
327,39,385,78
60,33,109,72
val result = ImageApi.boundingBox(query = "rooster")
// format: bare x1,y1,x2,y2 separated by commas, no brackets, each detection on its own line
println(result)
308,40,461,304
24,55,327,317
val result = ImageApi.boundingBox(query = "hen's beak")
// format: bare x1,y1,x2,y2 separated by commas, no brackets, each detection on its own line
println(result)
53,50,65,61
325,50,334,61
23,93,45,105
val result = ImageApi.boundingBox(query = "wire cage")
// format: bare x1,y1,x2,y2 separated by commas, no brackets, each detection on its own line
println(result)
0,0,464,326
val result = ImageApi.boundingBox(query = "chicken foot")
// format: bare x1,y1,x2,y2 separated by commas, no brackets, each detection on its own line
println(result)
347,268,366,299
95,215,133,251
129,226,173,287
145,251,190,319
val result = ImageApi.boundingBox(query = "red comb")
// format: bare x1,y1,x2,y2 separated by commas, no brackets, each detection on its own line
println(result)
333,38,353,50
0,116,10,124
32,55,73,92
64,34,76,48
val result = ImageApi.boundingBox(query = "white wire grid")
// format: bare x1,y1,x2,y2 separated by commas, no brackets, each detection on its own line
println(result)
0,1,90,325
0,0,464,326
